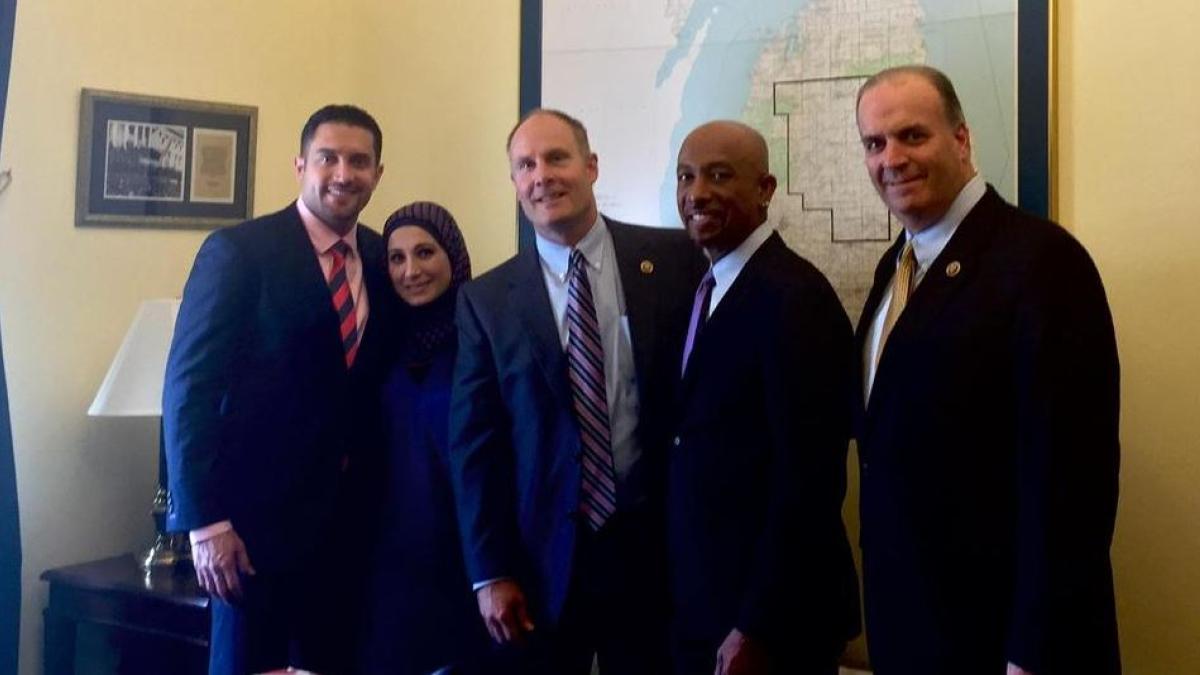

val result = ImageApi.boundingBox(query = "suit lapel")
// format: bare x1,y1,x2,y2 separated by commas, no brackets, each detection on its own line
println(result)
276,205,343,342
352,224,388,374
886,188,1000,341
608,219,658,396
679,232,778,390
510,245,573,403
853,233,905,415
856,233,906,345
866,187,1004,414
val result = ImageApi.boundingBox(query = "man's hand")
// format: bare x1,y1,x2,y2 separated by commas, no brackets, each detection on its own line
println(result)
714,628,769,675
192,528,255,603
1007,663,1033,675
475,579,535,645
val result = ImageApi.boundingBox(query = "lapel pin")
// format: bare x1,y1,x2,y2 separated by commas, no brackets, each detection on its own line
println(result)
945,260,962,278
640,260,655,274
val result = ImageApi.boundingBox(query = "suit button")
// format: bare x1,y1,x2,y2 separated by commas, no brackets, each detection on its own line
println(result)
672,436,681,447
862,462,869,471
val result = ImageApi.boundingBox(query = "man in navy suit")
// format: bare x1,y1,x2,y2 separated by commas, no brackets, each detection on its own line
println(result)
854,65,1120,674
448,109,703,674
163,105,389,675
668,120,860,675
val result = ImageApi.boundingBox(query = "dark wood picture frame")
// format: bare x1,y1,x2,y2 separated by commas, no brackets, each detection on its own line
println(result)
76,89,257,230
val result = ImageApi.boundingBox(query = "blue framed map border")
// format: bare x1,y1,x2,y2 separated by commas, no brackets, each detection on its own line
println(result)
517,0,1052,248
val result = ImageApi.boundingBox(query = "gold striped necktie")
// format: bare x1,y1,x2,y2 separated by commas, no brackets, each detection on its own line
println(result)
875,239,916,370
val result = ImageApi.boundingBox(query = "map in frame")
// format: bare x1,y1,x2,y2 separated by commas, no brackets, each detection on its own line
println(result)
536,0,1036,318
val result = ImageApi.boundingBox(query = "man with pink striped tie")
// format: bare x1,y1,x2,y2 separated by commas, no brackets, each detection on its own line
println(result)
165,105,390,675
448,108,704,674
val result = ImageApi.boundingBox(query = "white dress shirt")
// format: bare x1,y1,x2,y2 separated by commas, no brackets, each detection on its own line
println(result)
706,221,776,317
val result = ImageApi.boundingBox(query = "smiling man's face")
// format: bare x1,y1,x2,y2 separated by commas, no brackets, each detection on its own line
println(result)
676,121,777,261
856,74,974,233
508,112,599,245
294,122,383,236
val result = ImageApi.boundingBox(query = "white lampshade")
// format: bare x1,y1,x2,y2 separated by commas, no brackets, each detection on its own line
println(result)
88,299,181,417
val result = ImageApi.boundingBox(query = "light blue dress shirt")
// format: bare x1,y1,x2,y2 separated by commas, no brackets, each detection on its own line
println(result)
534,214,643,488
863,173,986,398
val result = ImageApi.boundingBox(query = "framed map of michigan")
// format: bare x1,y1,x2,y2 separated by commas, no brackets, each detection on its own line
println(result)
520,0,1050,317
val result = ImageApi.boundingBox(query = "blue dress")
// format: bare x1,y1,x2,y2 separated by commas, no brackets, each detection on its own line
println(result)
359,341,490,674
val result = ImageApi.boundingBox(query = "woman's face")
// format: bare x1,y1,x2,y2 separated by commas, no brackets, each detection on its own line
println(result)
387,225,453,306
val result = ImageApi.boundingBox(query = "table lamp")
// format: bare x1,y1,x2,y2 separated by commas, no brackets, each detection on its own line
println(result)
88,299,187,569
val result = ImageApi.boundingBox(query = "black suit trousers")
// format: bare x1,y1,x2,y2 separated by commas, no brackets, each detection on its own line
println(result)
208,490,368,675
503,507,670,675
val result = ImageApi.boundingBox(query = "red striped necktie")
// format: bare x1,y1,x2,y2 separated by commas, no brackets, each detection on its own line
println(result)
566,249,617,530
327,241,359,367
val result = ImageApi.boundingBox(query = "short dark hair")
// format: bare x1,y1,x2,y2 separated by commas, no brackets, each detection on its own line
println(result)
506,108,591,156
300,105,383,162
857,65,966,127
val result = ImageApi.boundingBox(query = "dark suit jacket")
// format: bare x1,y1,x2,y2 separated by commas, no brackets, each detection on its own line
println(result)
855,187,1120,674
668,232,861,660
163,203,390,573
448,218,702,624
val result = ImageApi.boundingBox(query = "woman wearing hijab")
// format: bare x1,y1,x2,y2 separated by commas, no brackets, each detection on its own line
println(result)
359,202,489,675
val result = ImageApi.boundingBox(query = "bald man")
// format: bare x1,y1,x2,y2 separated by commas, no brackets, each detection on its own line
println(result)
667,121,860,674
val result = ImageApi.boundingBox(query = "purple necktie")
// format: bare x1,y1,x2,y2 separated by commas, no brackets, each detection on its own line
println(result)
566,249,618,530
681,269,716,375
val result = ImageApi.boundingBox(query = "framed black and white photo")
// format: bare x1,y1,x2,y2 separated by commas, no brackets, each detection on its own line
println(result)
76,89,256,229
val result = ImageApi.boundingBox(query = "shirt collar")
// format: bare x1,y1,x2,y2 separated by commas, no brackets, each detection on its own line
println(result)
903,173,985,270
535,213,607,282
296,197,360,256
709,221,775,289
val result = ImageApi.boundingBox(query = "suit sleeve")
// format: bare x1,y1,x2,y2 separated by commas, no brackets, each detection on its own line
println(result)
162,232,254,532
447,286,521,585
1007,233,1120,670
737,277,858,647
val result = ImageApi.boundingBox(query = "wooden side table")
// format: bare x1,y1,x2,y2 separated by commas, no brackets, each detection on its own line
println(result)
41,554,209,675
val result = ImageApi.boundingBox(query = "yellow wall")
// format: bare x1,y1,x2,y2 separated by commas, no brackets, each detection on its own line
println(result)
5,1,1200,673
1058,1,1200,670
0,2,517,673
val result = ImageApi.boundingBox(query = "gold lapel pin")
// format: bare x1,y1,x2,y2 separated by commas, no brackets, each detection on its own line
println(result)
640,260,655,274
946,260,962,278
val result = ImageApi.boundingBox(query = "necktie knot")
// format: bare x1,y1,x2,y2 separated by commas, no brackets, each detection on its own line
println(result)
330,240,351,261
569,249,588,277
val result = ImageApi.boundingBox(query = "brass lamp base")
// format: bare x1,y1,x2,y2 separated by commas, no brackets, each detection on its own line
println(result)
141,486,192,570
140,532,191,570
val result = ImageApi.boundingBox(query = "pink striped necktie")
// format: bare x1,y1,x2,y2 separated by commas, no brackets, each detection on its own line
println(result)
566,249,618,530
327,241,359,367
